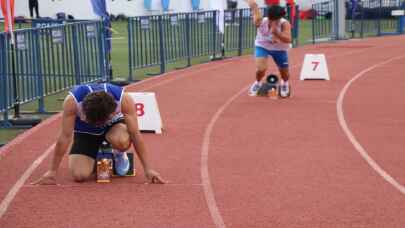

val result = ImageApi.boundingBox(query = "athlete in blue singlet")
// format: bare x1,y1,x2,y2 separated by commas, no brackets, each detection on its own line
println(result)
33,83,166,184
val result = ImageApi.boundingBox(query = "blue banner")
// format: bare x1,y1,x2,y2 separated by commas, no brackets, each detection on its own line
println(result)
102,17,112,53
31,19,64,29
350,0,358,18
144,0,152,10
162,0,170,12
90,0,111,53
90,0,108,18
191,0,200,10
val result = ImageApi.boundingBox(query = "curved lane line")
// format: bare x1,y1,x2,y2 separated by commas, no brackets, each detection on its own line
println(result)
201,85,250,228
337,54,405,195
0,145,55,218
199,47,399,228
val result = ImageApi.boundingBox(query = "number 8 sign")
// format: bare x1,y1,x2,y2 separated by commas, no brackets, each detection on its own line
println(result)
135,103,145,117
130,92,163,134
300,54,330,80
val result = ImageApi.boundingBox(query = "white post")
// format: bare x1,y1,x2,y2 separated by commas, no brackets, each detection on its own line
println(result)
336,0,346,39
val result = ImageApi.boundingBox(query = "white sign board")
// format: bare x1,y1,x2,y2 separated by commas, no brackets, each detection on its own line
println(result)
392,10,405,16
300,54,330,80
129,92,163,134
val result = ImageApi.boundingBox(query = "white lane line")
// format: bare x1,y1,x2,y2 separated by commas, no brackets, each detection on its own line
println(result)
337,54,405,195
199,47,400,228
201,84,250,228
0,145,55,218
23,183,204,188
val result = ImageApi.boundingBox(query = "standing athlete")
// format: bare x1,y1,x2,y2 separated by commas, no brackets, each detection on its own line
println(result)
33,83,166,184
247,0,292,98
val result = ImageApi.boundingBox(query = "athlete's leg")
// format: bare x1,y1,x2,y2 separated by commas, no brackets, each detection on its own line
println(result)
268,50,289,79
255,57,268,82
269,50,291,98
105,123,131,176
250,47,269,96
105,123,131,152
28,0,34,18
249,57,268,96
254,46,270,82
69,133,103,182
68,155,95,182
34,3,40,18
279,67,290,82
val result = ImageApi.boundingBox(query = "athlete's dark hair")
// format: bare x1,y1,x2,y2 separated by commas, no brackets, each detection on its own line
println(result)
82,91,117,125
267,5,286,20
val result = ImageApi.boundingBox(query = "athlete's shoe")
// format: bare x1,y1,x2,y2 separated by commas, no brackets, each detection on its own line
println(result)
113,151,130,176
248,81,261,96
278,83,291,98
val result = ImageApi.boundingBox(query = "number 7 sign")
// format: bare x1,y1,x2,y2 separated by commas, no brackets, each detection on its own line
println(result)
312,61,320,71
300,54,330,80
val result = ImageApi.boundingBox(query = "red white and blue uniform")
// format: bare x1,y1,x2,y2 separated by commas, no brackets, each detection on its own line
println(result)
255,17,291,69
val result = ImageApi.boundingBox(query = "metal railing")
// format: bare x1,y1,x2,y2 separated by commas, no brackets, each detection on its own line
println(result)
312,0,405,43
0,21,107,127
347,0,405,38
128,10,221,80
312,0,335,43
128,7,300,81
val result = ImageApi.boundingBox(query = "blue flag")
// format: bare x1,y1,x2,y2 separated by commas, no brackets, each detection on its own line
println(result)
90,0,111,53
350,0,358,18
90,0,108,18
191,0,200,10
161,0,170,12
144,0,152,11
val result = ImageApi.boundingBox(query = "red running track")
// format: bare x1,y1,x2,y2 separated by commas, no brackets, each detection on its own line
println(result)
0,35,404,228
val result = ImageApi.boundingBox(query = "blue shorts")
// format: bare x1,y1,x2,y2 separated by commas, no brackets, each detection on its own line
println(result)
255,46,289,69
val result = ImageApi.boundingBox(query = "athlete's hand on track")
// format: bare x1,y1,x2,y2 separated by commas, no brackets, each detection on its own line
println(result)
145,169,167,184
31,171,57,185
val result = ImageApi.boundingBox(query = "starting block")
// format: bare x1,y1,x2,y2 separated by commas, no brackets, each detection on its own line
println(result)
257,74,279,99
96,152,113,183
96,143,136,183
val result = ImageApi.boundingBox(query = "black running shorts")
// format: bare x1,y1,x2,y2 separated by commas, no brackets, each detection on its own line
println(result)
69,118,125,159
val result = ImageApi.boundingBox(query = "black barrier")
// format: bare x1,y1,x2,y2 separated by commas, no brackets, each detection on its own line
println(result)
0,33,7,125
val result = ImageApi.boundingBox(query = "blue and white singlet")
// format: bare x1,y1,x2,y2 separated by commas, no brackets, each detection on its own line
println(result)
69,83,124,135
